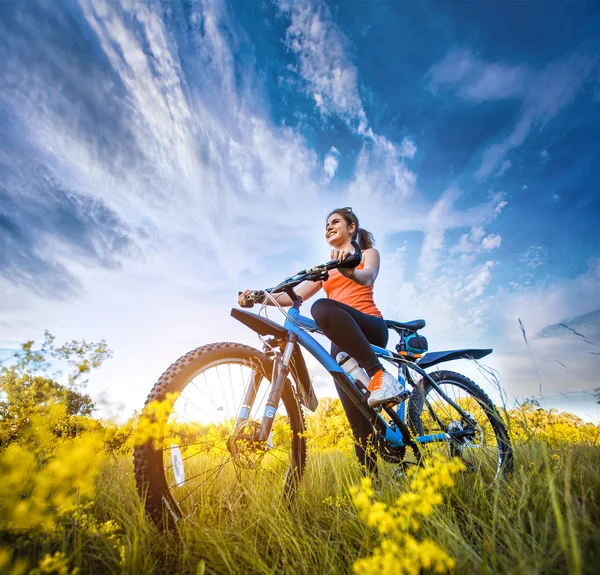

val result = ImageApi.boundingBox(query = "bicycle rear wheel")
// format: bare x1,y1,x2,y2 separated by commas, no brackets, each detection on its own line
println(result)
408,370,513,480
133,342,306,528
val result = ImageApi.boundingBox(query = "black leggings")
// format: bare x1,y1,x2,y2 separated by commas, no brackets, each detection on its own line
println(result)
310,298,389,472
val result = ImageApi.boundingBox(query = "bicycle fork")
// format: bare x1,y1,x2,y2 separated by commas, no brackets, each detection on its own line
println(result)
233,334,297,446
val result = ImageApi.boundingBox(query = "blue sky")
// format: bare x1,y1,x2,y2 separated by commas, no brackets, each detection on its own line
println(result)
0,0,599,421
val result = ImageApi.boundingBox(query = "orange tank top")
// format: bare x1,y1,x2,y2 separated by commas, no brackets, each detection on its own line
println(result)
323,259,383,318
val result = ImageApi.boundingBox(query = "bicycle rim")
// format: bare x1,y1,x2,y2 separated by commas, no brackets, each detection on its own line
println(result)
416,373,510,480
136,347,305,524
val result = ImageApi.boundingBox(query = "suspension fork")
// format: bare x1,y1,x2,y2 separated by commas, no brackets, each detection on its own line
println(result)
256,332,297,443
234,368,263,431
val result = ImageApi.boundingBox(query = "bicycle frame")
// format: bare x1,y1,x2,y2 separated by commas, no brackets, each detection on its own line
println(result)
233,303,474,452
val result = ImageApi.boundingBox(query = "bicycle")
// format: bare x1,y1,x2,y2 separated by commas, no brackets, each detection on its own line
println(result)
134,241,513,527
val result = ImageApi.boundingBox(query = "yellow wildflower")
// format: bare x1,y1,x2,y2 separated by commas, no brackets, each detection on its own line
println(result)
351,454,464,574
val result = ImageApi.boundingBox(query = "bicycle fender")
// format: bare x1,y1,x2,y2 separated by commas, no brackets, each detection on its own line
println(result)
231,308,288,338
231,308,319,412
416,348,492,369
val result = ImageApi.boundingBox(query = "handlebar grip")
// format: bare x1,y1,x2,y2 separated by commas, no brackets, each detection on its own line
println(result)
238,291,254,308
338,240,362,269
238,290,265,308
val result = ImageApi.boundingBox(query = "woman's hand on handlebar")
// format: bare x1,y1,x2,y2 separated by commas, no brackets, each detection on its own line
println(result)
238,289,255,308
331,246,360,277
330,247,352,264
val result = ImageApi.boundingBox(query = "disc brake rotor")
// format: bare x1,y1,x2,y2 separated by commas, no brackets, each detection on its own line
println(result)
447,411,484,451
227,420,269,469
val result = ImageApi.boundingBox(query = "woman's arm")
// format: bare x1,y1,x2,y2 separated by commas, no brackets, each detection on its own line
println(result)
269,279,323,306
238,280,323,308
338,248,380,287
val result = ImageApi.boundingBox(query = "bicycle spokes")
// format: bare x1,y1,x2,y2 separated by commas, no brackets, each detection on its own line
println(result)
417,383,503,476
161,360,294,517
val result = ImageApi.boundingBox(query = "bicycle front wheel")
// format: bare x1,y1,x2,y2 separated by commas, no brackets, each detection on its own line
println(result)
133,342,306,528
408,370,513,480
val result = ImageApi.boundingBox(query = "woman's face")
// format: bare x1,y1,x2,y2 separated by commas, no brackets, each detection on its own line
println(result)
325,213,356,247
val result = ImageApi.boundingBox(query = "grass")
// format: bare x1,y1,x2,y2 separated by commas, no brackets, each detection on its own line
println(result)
17,439,589,575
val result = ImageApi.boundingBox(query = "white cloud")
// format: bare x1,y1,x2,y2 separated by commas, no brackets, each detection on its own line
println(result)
347,134,418,205
323,146,340,183
481,234,502,251
280,0,369,134
475,52,597,180
279,0,426,228
450,226,502,256
0,0,340,412
427,47,598,182
427,49,529,101
486,256,600,410
520,246,547,269
494,200,508,217
495,159,512,178
378,239,600,421
458,260,497,301
399,137,417,159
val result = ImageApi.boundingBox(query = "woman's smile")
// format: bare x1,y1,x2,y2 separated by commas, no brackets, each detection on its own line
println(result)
325,214,355,247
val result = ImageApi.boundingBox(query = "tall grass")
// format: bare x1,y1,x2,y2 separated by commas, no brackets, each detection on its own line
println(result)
4,439,596,574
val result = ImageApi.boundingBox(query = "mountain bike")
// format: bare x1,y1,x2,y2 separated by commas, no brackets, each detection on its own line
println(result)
133,242,513,527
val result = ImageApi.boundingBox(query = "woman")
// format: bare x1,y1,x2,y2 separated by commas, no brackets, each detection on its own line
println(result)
238,207,408,472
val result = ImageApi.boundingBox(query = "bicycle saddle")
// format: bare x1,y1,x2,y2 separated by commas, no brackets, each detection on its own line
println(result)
385,319,426,333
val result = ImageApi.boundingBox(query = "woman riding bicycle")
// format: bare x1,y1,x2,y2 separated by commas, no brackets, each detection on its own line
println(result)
238,207,408,473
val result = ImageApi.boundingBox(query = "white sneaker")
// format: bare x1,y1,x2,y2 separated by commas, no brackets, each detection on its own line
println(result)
367,371,410,408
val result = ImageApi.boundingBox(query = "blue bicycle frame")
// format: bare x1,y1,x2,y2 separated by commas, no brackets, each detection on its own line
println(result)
231,303,490,452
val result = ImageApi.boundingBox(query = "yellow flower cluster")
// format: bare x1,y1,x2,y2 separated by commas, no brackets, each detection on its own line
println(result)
322,494,350,508
509,404,600,445
131,392,180,448
350,454,465,575
0,402,104,531
0,549,80,575
32,551,77,575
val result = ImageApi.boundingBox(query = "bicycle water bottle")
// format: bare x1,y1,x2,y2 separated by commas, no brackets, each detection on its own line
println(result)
336,352,370,393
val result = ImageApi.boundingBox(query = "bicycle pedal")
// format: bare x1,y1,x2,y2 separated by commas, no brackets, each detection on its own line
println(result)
382,390,411,409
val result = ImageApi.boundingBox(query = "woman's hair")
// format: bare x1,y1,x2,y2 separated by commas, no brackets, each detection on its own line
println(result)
327,207,375,250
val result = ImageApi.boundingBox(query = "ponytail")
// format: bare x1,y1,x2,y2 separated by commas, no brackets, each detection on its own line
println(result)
355,227,375,250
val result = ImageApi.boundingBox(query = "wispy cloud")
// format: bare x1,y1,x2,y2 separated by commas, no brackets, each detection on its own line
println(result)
457,260,497,301
495,159,512,178
534,308,600,341
477,52,597,180
278,0,422,223
451,226,502,258
279,0,369,135
398,137,417,160
322,146,340,183
427,47,599,181
520,246,547,269
427,48,530,101
0,0,333,297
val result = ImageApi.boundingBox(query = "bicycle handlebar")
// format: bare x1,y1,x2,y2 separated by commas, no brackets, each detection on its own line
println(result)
240,240,362,307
